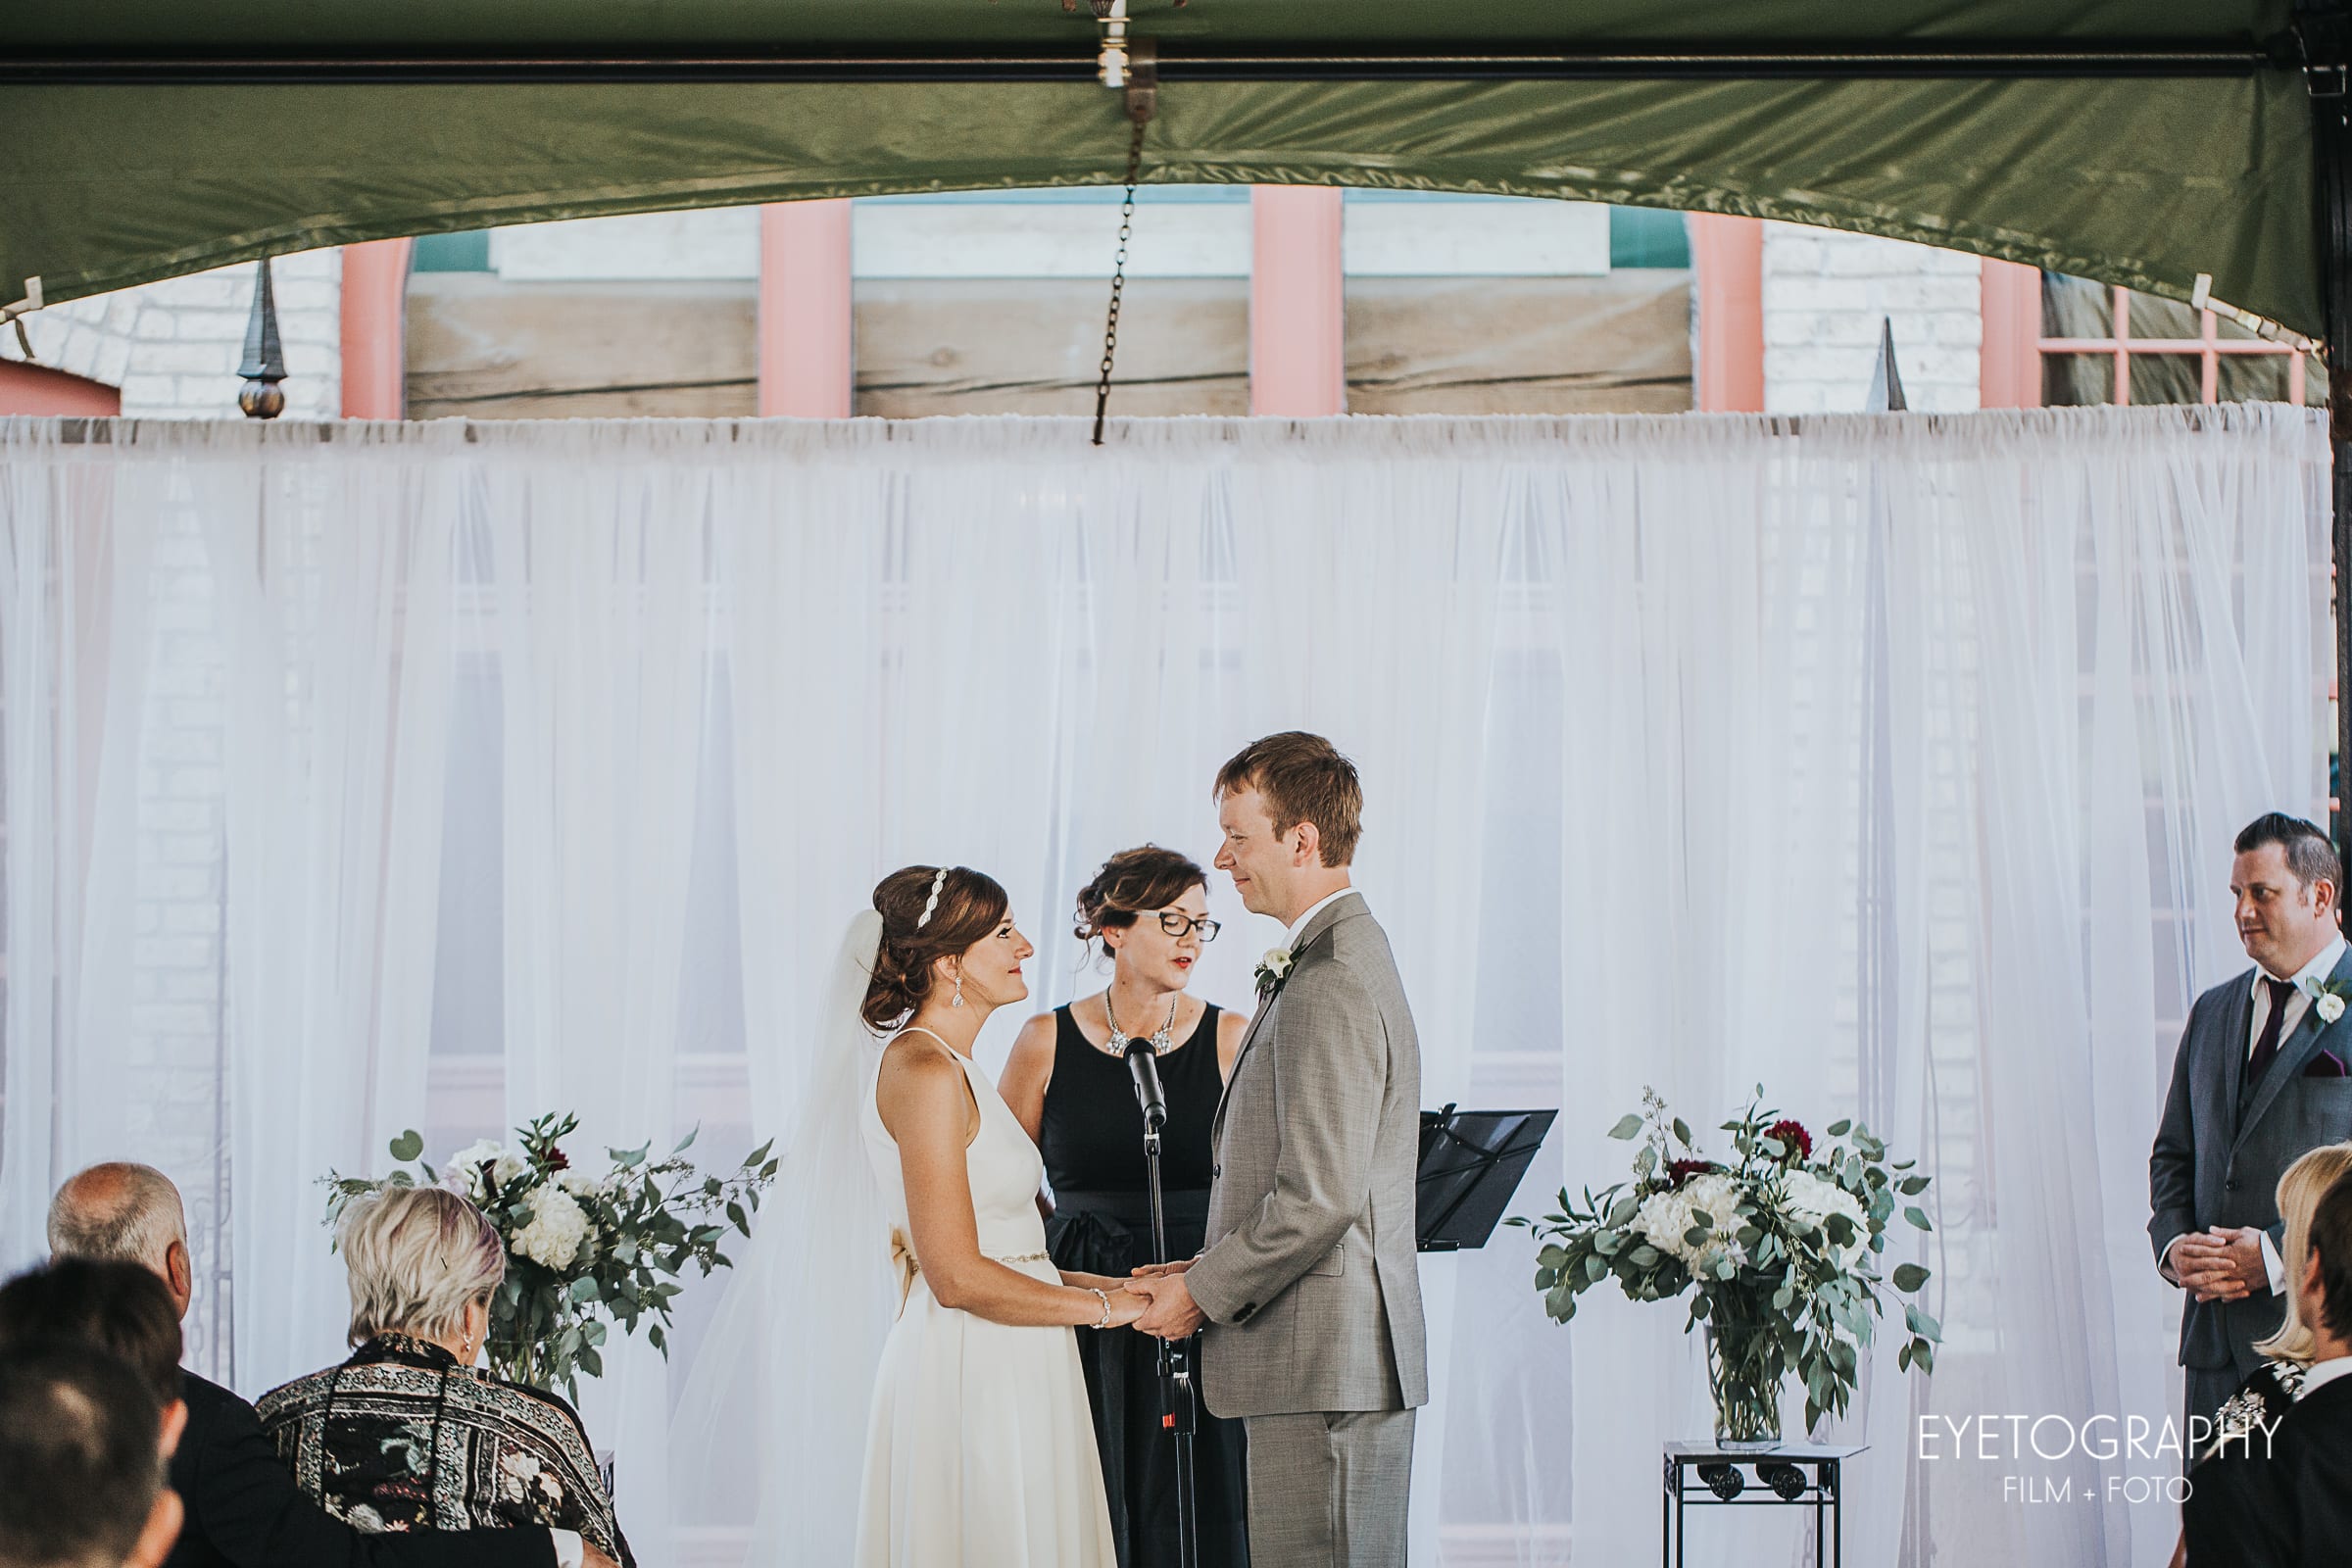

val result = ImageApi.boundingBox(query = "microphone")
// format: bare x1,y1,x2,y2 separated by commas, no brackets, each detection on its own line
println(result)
1123,1039,1168,1131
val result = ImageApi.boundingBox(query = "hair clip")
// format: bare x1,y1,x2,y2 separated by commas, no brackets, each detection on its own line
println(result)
916,867,949,928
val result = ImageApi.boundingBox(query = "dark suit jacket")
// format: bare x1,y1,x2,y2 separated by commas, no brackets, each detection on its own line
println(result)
2149,948,2352,1378
2183,1372,2352,1568
168,1371,557,1568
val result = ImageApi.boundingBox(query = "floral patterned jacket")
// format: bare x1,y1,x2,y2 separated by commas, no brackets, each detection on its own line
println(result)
257,1335,632,1568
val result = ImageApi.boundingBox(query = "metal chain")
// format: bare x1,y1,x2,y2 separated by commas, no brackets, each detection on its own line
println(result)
1091,111,1148,447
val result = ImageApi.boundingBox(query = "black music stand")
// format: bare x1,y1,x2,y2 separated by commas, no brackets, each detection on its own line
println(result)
1416,1104,1556,1251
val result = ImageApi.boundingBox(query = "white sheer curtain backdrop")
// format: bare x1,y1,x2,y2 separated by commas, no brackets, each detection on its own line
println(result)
0,407,2328,1568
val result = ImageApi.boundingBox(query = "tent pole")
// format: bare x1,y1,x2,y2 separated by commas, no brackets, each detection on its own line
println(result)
0,42,2276,87
2307,12,2352,864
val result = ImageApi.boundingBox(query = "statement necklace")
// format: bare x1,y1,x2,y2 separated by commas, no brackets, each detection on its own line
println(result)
1102,987,1181,1057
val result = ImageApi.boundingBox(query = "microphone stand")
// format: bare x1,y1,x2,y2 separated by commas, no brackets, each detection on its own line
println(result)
1126,1042,1200,1568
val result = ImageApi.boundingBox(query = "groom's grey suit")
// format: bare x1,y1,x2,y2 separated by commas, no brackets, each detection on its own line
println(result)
1186,889,1427,1568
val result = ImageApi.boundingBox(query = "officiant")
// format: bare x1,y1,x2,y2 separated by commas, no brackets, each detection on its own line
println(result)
1000,847,1251,1568
2150,812,2352,1434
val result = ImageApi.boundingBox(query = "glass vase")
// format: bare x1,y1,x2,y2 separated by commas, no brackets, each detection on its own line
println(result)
1704,1322,1786,1449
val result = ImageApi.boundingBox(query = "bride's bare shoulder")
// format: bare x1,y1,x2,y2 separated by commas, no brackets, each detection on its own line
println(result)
876,1031,964,1102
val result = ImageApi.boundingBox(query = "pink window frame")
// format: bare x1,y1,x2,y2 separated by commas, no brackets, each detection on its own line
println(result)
1979,259,2311,409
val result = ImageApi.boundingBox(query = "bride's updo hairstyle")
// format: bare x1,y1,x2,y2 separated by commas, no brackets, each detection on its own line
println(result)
1074,845,1208,958
861,864,1011,1031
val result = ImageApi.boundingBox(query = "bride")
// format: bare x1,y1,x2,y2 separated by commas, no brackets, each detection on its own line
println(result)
854,864,1137,1567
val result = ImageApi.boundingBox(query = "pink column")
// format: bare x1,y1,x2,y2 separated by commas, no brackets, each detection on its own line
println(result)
1978,258,2044,409
0,361,121,416
1250,186,1346,416
759,200,854,417
1689,214,1764,413
338,237,414,418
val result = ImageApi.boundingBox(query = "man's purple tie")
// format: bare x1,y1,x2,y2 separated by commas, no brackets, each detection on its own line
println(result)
2249,975,2297,1087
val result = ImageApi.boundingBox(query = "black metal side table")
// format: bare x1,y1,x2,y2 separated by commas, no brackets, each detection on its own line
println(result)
1662,1442,1864,1568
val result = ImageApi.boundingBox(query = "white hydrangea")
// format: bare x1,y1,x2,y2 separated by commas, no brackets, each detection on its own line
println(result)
1778,1169,1870,1263
511,1187,592,1270
556,1169,604,1199
1634,1173,1747,1272
491,1153,530,1190
441,1141,506,1198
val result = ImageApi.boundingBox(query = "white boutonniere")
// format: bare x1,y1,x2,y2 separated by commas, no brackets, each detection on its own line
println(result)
2301,975,2352,1024
1253,947,1295,1001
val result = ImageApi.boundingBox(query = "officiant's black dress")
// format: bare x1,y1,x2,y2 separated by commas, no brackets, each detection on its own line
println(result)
1041,1004,1250,1568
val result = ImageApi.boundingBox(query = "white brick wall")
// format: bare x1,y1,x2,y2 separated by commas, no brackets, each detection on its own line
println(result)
4,251,341,419
1763,223,1982,414
129,521,236,1375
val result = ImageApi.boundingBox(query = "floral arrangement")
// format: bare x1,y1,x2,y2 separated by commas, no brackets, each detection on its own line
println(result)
1512,1088,1940,1443
325,1113,777,1398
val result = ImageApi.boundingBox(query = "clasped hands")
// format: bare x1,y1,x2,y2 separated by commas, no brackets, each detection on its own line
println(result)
1099,1259,1205,1341
2171,1226,2269,1303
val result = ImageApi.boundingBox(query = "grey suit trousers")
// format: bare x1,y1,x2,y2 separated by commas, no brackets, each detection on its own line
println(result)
1242,1408,1416,1568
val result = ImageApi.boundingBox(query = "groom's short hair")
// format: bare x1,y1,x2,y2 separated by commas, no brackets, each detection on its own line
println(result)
1216,732,1362,866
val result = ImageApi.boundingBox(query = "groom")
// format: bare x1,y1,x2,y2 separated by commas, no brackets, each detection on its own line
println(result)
1131,731,1428,1568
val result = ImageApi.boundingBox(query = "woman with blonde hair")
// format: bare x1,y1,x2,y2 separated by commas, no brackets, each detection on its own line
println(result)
257,1186,632,1568
2177,1142,2352,1566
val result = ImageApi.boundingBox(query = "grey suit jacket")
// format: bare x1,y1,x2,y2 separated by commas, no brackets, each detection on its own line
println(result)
1186,890,1429,1418
2149,946,2352,1376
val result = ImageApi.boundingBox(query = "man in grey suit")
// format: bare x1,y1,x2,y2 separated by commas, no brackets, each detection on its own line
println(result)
2151,811,2352,1435
1130,731,1428,1568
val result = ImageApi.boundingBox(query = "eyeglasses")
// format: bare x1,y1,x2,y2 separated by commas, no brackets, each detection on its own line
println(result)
1155,911,1221,942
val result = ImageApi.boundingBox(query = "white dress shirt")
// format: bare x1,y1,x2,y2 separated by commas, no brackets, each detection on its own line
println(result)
2246,933,2348,1064
1283,885,1361,953
2298,1354,2352,1398
2162,933,2348,1294
551,1531,584,1568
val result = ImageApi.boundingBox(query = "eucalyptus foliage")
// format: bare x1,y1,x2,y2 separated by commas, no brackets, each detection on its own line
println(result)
325,1113,776,1399
1511,1087,1941,1434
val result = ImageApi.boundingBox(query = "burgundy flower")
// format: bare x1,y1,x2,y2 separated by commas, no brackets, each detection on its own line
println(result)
1667,1158,1718,1188
1765,1119,1813,1162
545,1147,570,1173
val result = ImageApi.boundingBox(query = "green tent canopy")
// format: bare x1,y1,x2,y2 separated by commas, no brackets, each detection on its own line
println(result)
0,1,2328,336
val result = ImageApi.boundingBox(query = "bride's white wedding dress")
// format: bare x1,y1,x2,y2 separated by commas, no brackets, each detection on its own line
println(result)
856,1033,1118,1568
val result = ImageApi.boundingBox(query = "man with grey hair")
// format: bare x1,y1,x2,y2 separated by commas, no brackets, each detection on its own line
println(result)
48,1164,607,1568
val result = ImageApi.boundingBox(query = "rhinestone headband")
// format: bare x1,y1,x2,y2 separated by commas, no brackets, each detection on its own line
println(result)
916,867,949,928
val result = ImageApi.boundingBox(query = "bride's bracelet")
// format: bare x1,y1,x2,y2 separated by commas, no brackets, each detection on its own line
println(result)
1085,1287,1112,1329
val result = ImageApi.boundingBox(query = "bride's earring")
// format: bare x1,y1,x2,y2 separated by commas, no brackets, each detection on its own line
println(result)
952,972,965,1007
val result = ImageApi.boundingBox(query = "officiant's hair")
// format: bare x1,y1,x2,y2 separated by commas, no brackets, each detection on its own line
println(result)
0,1260,183,1411
2234,812,2341,897
864,865,1011,1030
1074,846,1207,955
337,1186,505,1348
1215,731,1363,867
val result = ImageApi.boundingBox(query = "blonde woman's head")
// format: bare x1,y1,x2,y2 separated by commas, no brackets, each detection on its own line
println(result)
337,1185,504,1348
2254,1142,2352,1363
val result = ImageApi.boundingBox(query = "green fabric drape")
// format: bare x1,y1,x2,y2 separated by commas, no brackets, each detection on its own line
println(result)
0,1,2321,331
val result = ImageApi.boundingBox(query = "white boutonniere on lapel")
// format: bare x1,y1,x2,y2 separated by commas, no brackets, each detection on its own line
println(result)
1254,947,1295,1002
2300,974,2352,1025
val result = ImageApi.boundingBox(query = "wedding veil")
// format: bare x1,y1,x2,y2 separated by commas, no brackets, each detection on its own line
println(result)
669,909,896,1565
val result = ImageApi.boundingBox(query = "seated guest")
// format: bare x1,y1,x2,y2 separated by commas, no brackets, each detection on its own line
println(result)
2193,1143,2352,1458
0,1258,190,1460
48,1163,597,1568
2185,1169,2352,1566
255,1187,633,1568
0,1342,182,1568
